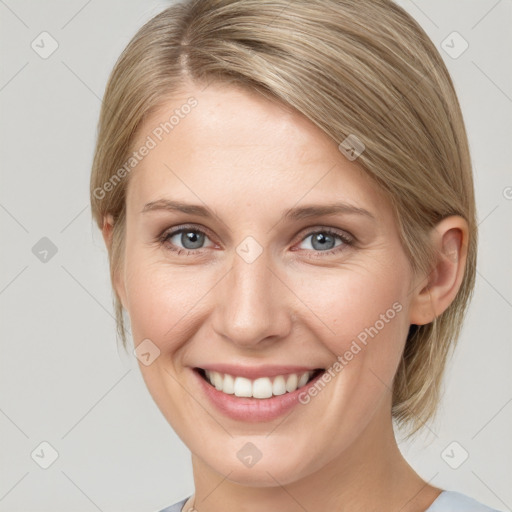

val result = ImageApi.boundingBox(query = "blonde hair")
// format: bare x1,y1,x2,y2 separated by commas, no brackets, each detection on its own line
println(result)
90,0,477,436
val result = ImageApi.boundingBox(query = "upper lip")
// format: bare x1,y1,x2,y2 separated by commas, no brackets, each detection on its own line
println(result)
195,364,324,380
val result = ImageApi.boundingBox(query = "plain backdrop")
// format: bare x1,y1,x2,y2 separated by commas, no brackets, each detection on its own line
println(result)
0,1,511,511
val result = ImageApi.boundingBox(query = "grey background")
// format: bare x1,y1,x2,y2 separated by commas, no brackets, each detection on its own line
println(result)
0,1,511,511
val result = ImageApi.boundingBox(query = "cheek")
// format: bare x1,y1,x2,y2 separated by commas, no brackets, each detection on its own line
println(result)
285,264,410,446
123,254,221,353
125,249,410,359
292,261,409,379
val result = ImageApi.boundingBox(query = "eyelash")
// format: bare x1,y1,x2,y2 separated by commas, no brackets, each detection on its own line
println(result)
156,224,355,259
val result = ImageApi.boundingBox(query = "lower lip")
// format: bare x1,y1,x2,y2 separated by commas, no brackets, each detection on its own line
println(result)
192,369,324,422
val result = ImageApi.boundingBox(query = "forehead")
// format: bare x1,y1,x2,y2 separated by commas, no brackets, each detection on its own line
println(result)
126,82,390,221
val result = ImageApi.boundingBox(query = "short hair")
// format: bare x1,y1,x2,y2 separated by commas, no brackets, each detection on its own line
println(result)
90,0,477,437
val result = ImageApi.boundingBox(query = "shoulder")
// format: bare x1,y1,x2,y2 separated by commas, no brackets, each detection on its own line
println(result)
155,497,190,512
427,491,503,512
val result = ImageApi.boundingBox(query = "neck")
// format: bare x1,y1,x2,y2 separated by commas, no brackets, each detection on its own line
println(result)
186,404,441,512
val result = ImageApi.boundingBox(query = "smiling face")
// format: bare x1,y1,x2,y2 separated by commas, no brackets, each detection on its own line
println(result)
112,81,422,485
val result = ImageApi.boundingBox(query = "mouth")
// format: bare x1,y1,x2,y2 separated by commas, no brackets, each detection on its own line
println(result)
194,367,325,399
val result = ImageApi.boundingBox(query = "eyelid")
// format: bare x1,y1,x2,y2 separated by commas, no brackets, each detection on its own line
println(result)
160,224,354,244
295,225,355,245
159,223,218,247
157,223,356,260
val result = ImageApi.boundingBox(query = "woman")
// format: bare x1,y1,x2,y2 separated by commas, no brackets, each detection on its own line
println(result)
90,1,501,511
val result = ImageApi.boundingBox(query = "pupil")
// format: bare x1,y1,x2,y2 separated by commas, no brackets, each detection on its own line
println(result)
182,231,204,249
313,233,334,251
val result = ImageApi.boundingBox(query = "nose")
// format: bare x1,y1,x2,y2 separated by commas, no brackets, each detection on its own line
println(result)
211,246,293,349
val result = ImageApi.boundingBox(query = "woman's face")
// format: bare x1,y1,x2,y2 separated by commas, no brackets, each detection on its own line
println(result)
114,82,422,485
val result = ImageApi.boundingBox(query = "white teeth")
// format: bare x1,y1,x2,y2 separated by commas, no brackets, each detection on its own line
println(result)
297,372,309,388
272,375,286,396
203,370,317,399
253,377,273,399
223,374,235,394
285,373,298,392
212,371,223,391
234,377,252,397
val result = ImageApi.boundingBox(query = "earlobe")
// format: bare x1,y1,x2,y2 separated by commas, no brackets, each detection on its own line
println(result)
101,213,128,310
101,213,115,251
409,216,469,326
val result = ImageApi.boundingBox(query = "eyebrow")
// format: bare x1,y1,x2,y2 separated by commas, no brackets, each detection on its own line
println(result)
141,199,375,221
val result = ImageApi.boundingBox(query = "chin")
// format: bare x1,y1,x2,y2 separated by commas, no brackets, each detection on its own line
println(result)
197,438,325,488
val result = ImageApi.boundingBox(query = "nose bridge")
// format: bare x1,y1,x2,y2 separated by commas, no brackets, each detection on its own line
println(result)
213,243,291,347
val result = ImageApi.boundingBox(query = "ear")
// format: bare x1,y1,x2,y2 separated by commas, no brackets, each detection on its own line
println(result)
101,213,115,251
409,216,469,326
101,214,127,309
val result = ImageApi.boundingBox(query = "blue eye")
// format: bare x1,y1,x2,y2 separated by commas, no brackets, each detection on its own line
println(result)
293,229,354,258
158,225,354,257
160,226,215,255
299,231,347,251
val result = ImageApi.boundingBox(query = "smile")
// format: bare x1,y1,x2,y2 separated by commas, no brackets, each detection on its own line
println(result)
196,368,324,399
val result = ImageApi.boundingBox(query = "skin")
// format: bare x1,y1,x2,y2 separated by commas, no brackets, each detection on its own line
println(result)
102,81,469,512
